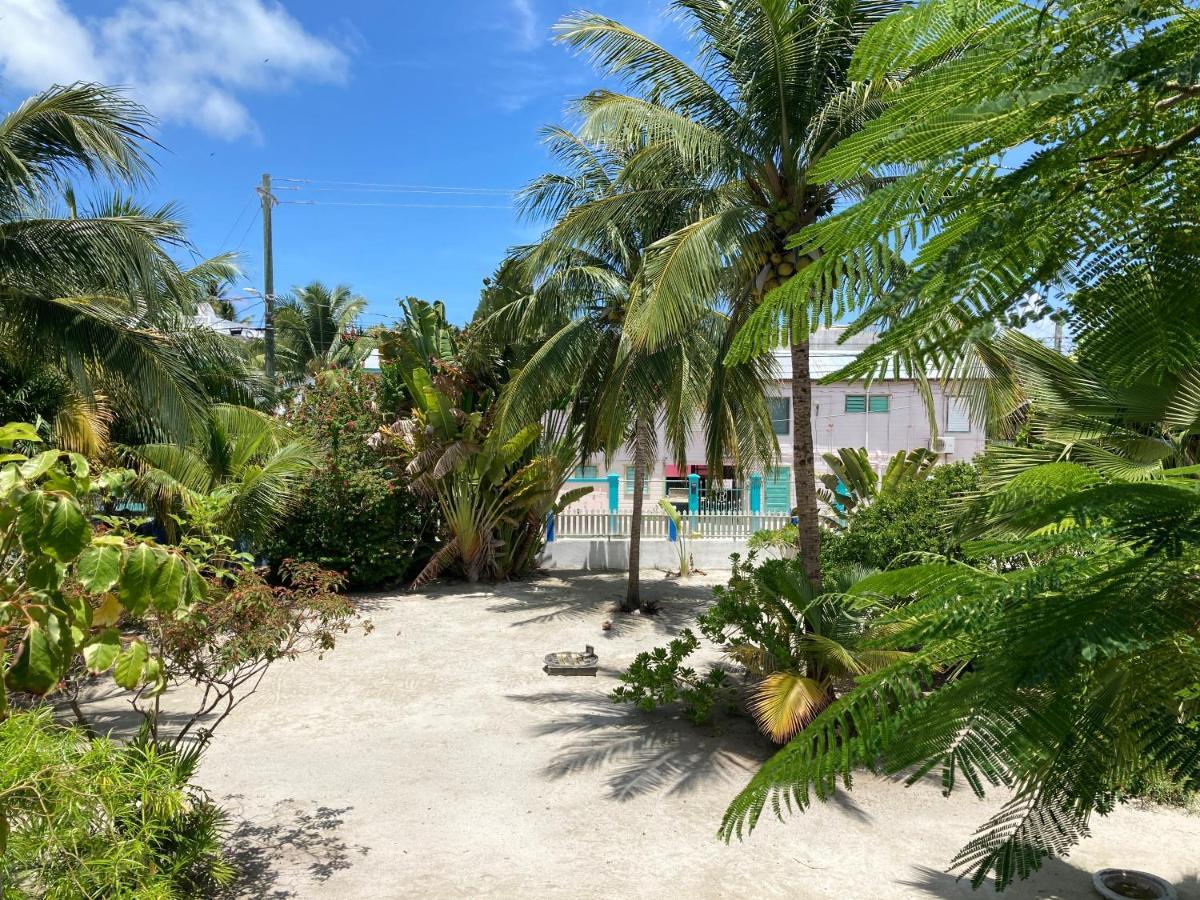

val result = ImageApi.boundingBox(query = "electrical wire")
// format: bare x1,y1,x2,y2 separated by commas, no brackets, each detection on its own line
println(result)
279,177,517,194
279,199,513,210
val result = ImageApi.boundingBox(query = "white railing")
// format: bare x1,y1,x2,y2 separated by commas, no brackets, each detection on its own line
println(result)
551,510,792,539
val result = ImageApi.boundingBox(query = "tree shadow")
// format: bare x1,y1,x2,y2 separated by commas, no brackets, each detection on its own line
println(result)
221,799,370,899
486,574,715,637
903,861,1200,899
507,689,870,820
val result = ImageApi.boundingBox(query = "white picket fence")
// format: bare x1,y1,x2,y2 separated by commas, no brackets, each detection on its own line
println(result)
552,511,791,539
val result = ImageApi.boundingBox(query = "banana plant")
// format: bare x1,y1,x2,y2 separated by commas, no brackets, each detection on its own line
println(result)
657,497,701,576
817,447,938,527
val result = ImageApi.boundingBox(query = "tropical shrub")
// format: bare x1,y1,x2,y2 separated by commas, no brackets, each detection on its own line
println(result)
141,557,367,745
268,368,433,589
0,708,234,898
613,553,901,742
816,447,938,528
0,422,205,704
820,462,979,573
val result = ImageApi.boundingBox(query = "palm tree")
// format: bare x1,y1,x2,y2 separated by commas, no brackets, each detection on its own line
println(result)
275,281,368,378
555,0,901,589
0,83,245,443
486,128,777,610
122,404,317,546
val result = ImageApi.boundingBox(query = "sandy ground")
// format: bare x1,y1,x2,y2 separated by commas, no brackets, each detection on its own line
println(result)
82,571,1200,899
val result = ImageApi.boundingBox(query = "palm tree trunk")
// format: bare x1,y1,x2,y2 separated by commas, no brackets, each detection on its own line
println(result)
623,417,651,612
790,337,822,591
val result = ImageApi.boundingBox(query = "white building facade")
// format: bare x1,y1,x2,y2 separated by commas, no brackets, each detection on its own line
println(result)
568,327,985,516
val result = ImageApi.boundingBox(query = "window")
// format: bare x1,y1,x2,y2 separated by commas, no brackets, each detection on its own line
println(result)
844,394,866,413
766,397,790,435
947,398,971,433
869,394,890,414
624,465,649,495
574,465,598,479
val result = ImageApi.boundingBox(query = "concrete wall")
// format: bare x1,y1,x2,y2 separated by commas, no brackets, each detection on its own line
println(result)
538,537,745,573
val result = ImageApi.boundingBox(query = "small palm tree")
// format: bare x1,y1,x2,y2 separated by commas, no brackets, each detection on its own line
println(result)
556,0,901,589
718,560,904,742
275,281,368,378
122,404,317,545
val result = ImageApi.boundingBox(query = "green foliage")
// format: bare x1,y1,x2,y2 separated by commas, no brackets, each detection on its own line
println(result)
0,423,204,701
611,628,737,725
0,708,234,898
275,281,370,379
614,554,898,742
817,447,938,528
821,462,979,573
0,84,256,445
268,368,433,589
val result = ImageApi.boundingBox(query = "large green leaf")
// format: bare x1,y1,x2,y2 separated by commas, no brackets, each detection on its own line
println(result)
151,553,187,612
113,639,149,689
119,543,158,615
7,621,63,694
76,544,122,593
82,628,122,674
40,496,90,563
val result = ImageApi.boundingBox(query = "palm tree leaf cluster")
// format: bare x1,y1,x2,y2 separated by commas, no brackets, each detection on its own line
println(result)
0,84,259,444
817,446,937,526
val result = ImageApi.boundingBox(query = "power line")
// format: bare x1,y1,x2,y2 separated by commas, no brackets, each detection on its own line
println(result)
219,192,257,250
279,177,517,194
279,199,513,210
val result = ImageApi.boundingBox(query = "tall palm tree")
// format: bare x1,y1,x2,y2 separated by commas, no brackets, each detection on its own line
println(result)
487,128,777,610
0,83,244,443
275,281,368,378
555,0,901,588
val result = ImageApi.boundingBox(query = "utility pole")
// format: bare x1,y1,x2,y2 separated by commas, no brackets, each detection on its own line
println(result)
258,173,277,380
1053,319,1064,353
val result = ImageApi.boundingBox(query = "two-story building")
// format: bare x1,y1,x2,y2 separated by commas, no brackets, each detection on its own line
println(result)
571,327,985,514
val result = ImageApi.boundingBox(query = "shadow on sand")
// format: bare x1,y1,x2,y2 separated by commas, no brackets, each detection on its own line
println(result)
904,861,1200,899
222,799,370,899
486,573,715,637
507,688,866,823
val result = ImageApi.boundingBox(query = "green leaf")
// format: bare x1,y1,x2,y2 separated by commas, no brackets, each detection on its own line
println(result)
77,544,122,593
119,543,158,616
19,450,61,482
113,639,149,689
82,628,122,674
151,553,187,612
142,655,166,696
184,565,208,605
0,421,41,448
40,496,90,563
16,490,50,553
8,621,63,694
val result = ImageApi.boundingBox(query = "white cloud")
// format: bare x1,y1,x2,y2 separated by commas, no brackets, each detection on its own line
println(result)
509,0,540,50
0,0,349,140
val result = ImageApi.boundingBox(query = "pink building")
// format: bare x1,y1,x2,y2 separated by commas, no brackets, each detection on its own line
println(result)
571,327,985,515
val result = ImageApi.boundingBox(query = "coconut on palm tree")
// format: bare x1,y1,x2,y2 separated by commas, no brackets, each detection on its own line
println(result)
486,127,777,610
555,0,901,588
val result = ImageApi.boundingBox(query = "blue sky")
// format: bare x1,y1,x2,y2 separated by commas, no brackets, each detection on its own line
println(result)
0,0,680,326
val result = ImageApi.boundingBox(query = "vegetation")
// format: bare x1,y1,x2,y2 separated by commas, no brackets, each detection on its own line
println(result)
485,128,776,609
816,447,938,528
1,708,234,898
276,281,370,378
613,552,900,743
268,367,433,589
555,0,902,588
718,0,1200,889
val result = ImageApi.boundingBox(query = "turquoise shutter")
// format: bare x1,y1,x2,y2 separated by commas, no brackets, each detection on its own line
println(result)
764,467,791,513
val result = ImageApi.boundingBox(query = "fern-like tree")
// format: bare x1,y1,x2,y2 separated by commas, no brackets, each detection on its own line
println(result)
555,0,900,588
720,0,1200,889
486,128,777,610
275,281,369,378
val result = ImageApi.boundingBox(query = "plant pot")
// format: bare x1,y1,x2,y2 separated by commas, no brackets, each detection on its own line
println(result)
1092,869,1177,900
